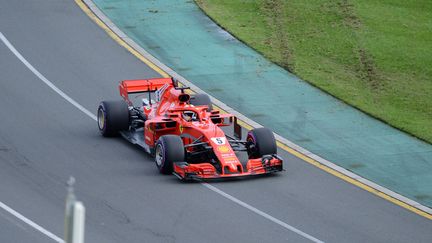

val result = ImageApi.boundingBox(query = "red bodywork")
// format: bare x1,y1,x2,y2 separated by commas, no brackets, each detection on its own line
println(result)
119,78,283,180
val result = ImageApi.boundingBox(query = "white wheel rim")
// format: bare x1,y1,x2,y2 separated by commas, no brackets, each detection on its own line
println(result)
155,144,163,166
97,109,105,130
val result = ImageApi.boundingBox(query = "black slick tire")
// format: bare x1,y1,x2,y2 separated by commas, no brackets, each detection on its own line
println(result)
97,100,129,137
190,94,213,111
155,135,185,174
247,127,277,158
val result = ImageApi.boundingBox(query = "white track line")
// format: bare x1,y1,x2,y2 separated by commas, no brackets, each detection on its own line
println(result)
0,32,66,243
1,31,324,242
203,183,324,242
0,201,64,243
0,32,96,121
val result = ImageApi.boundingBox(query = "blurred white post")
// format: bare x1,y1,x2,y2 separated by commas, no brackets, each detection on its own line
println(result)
64,177,85,243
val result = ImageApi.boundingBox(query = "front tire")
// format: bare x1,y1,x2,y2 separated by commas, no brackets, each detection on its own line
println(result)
97,100,129,137
247,127,277,158
155,135,185,174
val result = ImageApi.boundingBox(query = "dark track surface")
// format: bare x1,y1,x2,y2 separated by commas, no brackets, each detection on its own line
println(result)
0,1,431,242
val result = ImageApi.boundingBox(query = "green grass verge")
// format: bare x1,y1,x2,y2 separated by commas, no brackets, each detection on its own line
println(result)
195,0,432,143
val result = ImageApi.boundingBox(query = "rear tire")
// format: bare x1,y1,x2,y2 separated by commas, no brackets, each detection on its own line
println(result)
155,135,185,174
97,100,129,137
190,94,213,111
247,127,277,158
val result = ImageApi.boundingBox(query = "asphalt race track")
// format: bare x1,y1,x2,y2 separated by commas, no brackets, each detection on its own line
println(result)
0,1,431,242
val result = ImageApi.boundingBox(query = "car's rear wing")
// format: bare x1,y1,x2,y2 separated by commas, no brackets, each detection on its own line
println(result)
119,78,173,102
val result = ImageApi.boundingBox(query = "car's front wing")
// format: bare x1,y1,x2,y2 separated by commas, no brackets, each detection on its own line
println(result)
173,155,283,181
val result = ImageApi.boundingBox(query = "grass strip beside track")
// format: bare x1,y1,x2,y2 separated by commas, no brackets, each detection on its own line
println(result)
195,0,432,144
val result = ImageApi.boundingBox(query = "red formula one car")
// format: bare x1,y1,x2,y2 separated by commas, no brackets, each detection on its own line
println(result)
97,78,283,180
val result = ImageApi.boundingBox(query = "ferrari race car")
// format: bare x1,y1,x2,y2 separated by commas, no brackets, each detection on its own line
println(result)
97,77,283,180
